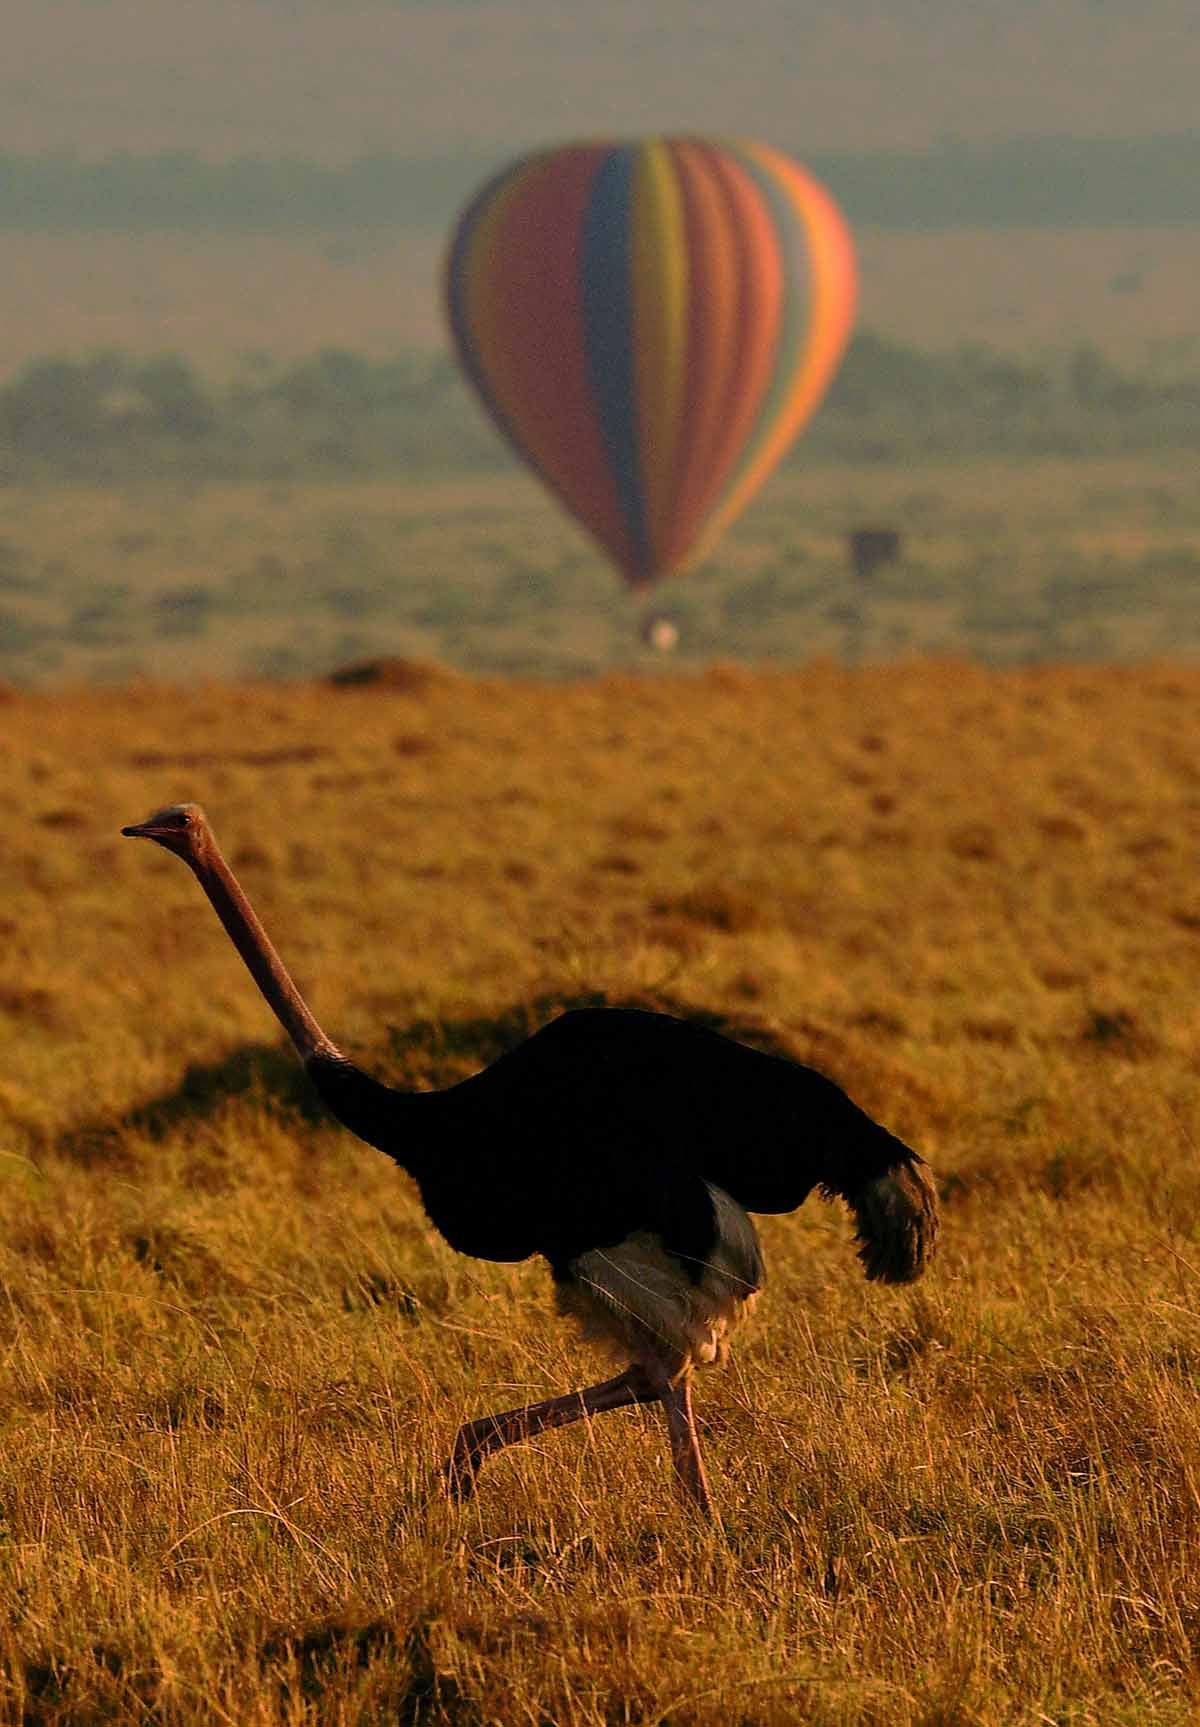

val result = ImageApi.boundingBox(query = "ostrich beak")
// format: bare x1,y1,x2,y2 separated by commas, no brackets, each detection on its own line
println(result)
121,822,154,838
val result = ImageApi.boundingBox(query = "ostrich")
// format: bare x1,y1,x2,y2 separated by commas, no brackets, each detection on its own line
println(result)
122,803,938,1517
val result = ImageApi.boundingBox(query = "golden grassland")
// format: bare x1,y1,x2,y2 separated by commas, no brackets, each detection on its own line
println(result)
2,227,1198,377
4,453,1200,685
2,659,1200,1723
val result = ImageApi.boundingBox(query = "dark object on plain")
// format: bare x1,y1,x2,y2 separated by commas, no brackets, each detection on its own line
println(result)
849,527,902,581
327,657,458,692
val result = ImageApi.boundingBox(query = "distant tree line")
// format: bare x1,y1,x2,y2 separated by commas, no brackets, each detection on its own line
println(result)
1,135,1199,232
0,152,477,232
1,335,1199,485
825,134,1200,229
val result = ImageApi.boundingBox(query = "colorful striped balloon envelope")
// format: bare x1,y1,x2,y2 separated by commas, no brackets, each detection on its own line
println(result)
445,137,857,593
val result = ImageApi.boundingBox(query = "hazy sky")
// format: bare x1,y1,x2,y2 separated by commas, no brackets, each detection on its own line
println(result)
8,0,1199,161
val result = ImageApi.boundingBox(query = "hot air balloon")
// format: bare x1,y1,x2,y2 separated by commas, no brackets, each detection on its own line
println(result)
445,137,856,611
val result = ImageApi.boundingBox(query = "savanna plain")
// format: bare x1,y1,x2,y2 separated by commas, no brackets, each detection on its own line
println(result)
5,453,1200,687
2,654,1199,1724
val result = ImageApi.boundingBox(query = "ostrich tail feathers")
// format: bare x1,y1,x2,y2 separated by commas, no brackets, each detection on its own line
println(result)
846,1157,940,1284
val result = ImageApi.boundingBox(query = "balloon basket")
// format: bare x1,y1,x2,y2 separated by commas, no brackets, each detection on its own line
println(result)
640,612,680,654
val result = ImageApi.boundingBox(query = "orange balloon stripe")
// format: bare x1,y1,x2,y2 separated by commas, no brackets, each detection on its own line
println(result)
689,139,817,540
778,154,857,423
454,148,638,579
660,142,746,573
693,147,856,562
675,144,785,562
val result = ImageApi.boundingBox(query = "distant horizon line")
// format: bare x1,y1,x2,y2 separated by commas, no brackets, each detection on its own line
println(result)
0,133,1197,233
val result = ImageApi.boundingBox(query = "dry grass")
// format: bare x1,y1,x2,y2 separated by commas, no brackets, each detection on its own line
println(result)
2,661,1200,1723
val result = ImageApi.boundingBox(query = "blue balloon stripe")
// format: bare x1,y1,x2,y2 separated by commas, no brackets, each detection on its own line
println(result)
580,149,652,585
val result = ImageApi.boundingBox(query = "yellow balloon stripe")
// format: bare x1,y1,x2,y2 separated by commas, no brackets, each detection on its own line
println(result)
631,141,689,579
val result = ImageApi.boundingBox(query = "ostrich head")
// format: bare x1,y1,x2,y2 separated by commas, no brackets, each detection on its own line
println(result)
122,802,212,864
122,801,339,1060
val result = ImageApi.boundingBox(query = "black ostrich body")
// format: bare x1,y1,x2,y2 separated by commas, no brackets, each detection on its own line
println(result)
123,804,939,1517
307,1006,920,1279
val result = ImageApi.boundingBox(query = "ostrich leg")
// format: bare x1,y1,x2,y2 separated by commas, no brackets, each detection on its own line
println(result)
446,1365,663,1498
447,1365,715,1518
659,1379,714,1517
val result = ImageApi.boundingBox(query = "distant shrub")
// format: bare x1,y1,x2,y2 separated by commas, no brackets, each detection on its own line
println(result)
327,656,458,692
2,335,1200,486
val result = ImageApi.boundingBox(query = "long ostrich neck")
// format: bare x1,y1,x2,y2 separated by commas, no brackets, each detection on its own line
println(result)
188,837,341,1064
